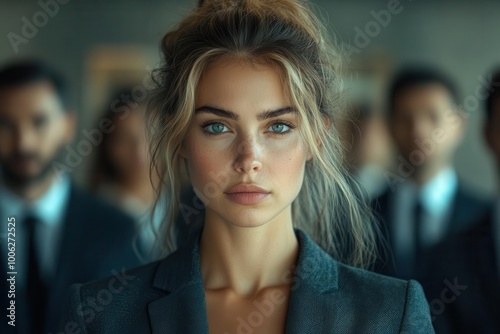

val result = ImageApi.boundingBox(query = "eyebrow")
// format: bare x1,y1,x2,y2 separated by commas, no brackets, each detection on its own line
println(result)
194,105,296,121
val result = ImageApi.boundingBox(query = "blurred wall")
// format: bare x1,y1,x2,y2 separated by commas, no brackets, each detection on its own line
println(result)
0,0,499,194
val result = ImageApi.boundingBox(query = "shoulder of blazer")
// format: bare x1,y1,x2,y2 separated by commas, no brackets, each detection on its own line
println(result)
336,260,409,303
333,262,432,331
60,260,166,333
294,254,432,332
295,226,412,303
74,237,195,299
79,259,165,299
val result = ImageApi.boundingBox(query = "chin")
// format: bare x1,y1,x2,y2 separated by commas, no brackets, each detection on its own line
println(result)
210,207,277,229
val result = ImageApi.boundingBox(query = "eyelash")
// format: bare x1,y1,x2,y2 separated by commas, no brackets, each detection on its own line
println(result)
200,120,297,136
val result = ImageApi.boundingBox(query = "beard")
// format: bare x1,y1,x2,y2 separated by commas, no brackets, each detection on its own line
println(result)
0,145,66,189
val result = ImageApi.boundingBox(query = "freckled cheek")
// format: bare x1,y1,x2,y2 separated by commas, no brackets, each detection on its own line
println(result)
267,140,308,187
275,151,306,177
186,143,234,188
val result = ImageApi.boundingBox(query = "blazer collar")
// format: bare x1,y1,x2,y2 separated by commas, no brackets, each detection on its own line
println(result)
148,227,339,333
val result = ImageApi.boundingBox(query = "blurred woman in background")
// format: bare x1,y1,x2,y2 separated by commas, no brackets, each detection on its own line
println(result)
89,90,163,260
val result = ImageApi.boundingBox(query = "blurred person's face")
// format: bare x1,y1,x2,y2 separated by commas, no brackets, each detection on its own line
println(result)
106,111,149,181
181,58,311,228
485,97,500,169
390,84,463,174
0,81,74,188
344,113,390,169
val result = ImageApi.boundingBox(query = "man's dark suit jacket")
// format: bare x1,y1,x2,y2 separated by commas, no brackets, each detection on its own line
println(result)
60,228,434,333
372,184,491,278
424,212,500,334
0,183,141,334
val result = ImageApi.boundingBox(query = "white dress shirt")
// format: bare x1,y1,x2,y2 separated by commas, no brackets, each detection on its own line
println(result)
0,175,71,288
391,167,458,273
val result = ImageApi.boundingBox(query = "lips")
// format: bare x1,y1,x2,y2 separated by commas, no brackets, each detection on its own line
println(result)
224,183,270,205
225,183,270,194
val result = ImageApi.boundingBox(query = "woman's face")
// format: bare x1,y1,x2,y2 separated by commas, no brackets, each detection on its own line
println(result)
107,110,149,181
181,58,311,228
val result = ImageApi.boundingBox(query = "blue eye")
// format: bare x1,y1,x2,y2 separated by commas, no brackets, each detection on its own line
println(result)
268,123,291,134
204,122,229,134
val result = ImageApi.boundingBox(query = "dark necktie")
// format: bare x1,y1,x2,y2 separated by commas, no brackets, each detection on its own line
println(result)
413,198,424,274
25,214,47,333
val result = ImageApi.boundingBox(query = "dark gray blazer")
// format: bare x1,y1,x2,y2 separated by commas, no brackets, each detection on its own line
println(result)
424,212,500,333
60,228,434,333
0,183,141,334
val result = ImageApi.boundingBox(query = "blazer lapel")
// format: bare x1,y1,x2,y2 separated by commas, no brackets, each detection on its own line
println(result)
146,228,339,334
284,230,339,334
148,233,209,334
148,283,209,334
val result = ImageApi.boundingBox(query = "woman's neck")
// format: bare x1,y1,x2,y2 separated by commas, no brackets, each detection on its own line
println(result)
199,209,299,297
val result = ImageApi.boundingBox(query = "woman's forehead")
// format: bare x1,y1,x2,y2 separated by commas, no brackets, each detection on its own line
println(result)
195,58,291,114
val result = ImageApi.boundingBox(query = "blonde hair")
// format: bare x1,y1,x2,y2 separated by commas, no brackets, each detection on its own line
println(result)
147,0,380,269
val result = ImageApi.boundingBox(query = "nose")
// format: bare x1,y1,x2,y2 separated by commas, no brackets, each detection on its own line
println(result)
232,136,263,174
410,119,433,141
15,125,38,152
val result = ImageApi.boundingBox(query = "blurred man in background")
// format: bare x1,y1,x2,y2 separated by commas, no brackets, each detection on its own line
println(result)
425,69,500,333
0,61,140,334
372,67,491,280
